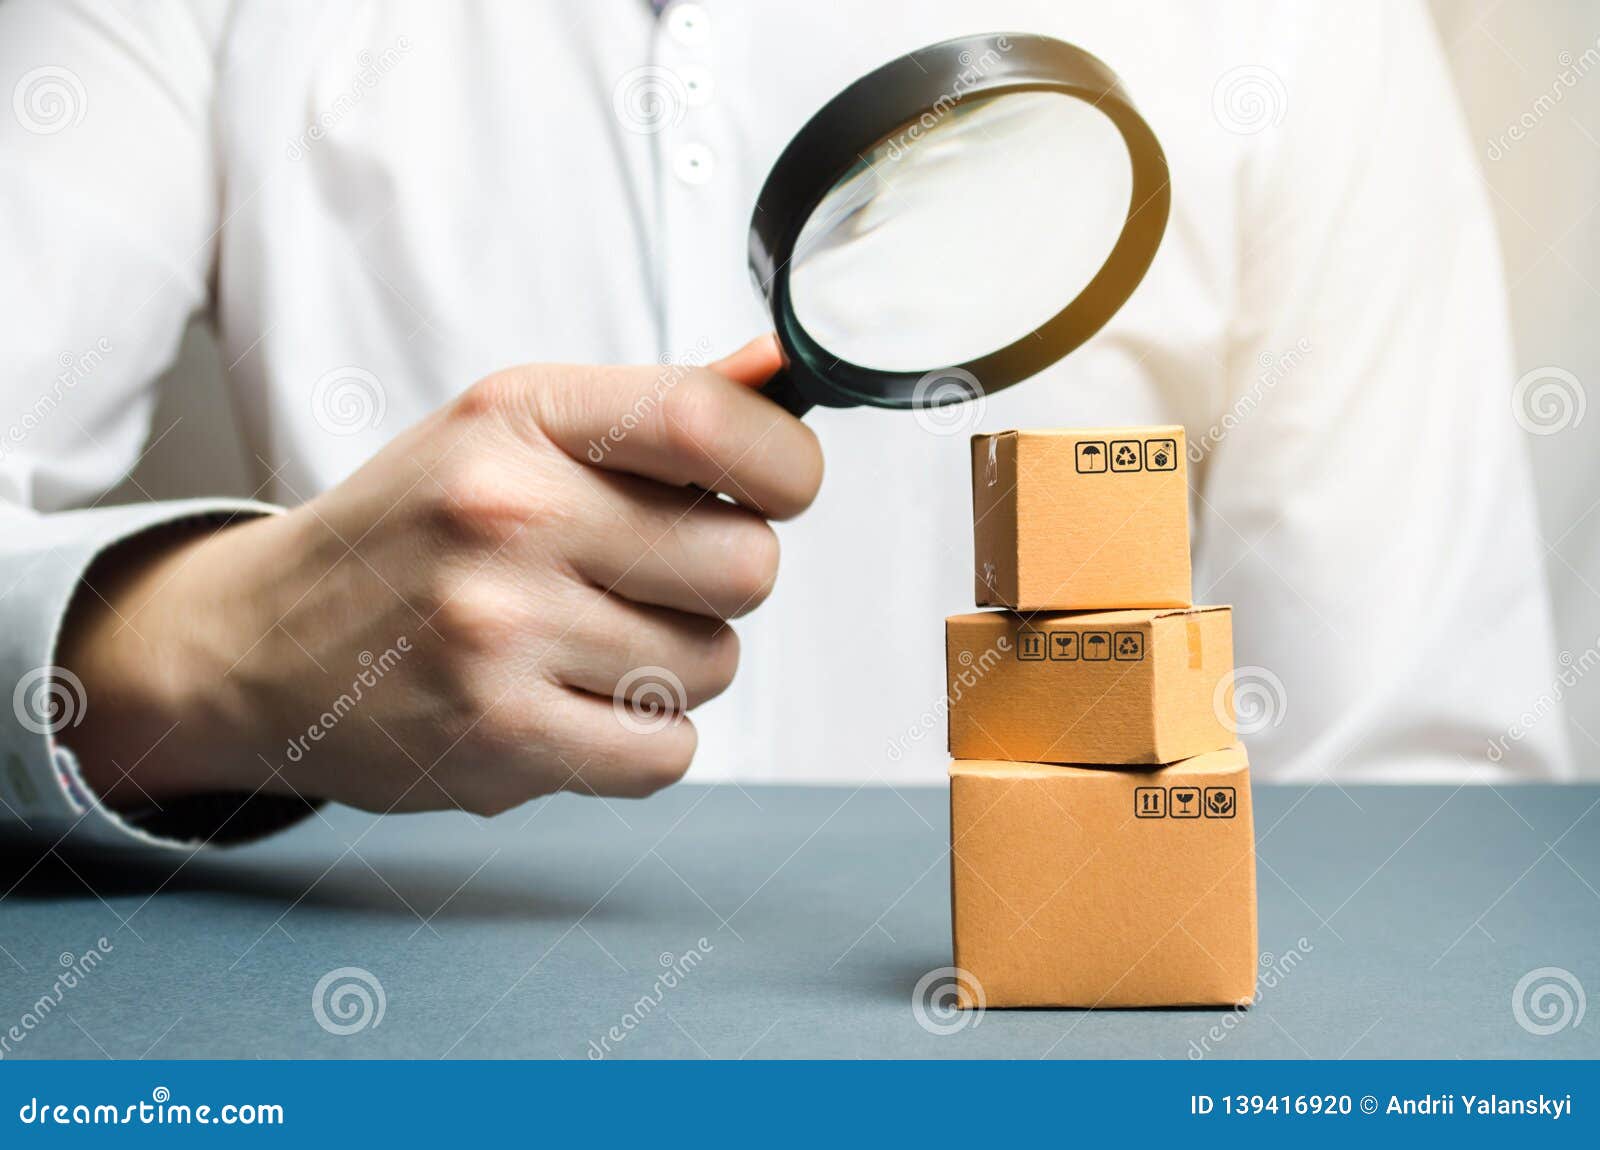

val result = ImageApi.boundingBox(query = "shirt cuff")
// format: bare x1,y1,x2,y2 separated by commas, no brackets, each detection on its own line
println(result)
0,498,320,852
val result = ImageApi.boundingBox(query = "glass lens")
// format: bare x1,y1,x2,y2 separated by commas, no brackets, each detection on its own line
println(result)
786,90,1133,375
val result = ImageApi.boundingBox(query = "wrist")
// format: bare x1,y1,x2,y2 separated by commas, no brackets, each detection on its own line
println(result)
56,512,285,807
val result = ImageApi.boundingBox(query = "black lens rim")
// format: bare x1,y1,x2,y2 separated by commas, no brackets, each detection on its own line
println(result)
748,32,1170,411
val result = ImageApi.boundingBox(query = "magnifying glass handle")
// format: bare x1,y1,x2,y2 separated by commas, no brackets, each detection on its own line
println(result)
757,369,814,418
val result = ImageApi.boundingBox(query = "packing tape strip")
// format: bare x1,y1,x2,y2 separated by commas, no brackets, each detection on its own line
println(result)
1186,617,1203,670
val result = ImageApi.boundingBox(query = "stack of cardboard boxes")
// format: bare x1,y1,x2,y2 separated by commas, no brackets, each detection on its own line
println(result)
947,427,1258,1008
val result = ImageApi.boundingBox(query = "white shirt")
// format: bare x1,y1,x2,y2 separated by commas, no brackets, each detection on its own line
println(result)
0,0,1571,850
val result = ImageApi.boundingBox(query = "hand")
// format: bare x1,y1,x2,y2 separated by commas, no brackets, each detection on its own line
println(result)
57,337,823,815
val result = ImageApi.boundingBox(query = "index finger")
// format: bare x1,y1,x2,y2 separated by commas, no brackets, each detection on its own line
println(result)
527,353,824,520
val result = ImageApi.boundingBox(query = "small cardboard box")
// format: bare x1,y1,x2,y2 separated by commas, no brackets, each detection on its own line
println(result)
946,606,1235,765
950,745,1257,1008
971,427,1192,610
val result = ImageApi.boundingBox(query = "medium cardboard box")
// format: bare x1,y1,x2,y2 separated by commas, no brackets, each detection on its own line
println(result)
971,427,1192,610
946,606,1235,765
950,745,1257,1008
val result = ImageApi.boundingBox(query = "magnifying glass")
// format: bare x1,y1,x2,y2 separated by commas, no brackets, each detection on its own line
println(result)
748,33,1169,418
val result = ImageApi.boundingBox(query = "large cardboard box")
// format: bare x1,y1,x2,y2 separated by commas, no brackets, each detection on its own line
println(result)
946,606,1235,765
950,746,1257,1008
971,427,1192,611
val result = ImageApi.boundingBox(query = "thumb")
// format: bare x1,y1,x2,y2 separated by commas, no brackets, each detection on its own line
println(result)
709,333,783,387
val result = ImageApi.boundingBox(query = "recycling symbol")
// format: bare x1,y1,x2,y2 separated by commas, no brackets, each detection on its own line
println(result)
1114,444,1138,467
1118,636,1140,656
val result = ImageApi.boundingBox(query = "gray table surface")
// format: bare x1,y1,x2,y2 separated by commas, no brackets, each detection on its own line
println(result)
1,783,1596,1059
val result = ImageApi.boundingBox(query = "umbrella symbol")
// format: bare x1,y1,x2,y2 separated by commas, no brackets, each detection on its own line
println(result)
1077,443,1106,472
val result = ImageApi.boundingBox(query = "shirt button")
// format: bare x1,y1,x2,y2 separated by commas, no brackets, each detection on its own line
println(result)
667,2,710,47
674,142,716,185
678,64,715,107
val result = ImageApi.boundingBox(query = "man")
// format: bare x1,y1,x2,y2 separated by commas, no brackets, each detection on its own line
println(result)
0,0,1568,852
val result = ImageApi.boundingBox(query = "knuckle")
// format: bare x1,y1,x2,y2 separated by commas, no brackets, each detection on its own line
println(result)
698,627,741,699
463,788,520,819
661,374,725,470
789,424,826,511
429,580,516,655
454,372,515,422
428,459,529,544
452,371,525,422
721,522,781,614
767,424,825,519
633,720,697,794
